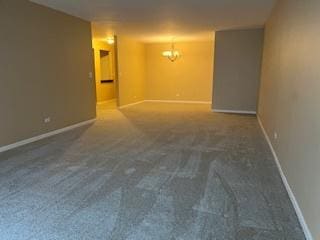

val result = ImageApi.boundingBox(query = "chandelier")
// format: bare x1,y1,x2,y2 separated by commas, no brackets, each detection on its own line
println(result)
162,40,180,62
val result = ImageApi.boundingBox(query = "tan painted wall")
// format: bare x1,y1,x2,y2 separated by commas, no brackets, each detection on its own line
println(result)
117,36,146,106
100,54,111,80
92,40,116,102
0,0,96,147
145,41,214,102
213,29,264,112
258,0,320,238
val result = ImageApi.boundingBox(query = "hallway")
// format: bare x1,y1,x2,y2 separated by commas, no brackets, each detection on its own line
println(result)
0,103,305,239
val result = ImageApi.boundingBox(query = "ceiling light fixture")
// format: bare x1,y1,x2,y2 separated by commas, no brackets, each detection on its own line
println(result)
106,37,115,45
162,39,180,62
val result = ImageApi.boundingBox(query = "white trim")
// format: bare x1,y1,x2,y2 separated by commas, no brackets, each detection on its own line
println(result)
258,116,313,240
0,119,96,153
213,109,256,115
96,99,116,105
118,100,212,109
145,100,212,104
118,100,144,109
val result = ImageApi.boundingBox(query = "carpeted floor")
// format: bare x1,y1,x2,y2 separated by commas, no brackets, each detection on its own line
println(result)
0,102,305,240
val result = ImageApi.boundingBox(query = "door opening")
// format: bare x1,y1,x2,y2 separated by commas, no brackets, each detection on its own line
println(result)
92,40,117,109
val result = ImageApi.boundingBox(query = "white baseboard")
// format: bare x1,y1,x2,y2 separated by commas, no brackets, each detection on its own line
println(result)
258,116,313,240
213,109,256,115
118,100,144,109
0,119,96,153
96,99,116,105
118,100,211,109
145,100,212,104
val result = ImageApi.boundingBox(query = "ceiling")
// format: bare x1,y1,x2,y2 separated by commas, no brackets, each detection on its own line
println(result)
31,0,276,42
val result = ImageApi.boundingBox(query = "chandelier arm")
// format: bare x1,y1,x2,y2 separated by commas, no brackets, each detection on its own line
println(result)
168,54,178,62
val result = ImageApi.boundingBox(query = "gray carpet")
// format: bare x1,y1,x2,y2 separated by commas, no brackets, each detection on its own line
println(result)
0,102,305,240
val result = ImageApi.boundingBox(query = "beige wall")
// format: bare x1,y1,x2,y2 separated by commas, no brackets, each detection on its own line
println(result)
116,39,214,105
213,29,264,112
100,54,111,80
117,36,146,106
92,40,116,102
145,41,214,102
258,0,320,239
0,0,96,147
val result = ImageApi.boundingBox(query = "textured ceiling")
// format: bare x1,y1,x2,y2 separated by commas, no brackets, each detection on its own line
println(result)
31,0,275,42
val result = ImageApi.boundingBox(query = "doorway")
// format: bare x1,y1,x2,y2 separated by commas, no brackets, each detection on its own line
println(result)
93,40,117,109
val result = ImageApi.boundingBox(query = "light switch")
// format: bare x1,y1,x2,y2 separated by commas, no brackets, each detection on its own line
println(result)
89,72,93,79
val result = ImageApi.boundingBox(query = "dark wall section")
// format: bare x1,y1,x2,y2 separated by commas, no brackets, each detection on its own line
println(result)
0,0,96,147
213,28,264,113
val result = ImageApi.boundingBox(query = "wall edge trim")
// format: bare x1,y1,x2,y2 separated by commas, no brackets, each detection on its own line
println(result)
258,116,314,240
96,99,116,105
118,101,145,109
0,119,96,153
145,100,212,104
213,109,257,115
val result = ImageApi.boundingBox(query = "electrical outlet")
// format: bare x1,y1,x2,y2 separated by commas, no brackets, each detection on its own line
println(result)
44,117,51,124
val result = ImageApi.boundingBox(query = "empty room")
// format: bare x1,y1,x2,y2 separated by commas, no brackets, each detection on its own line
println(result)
0,0,319,239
